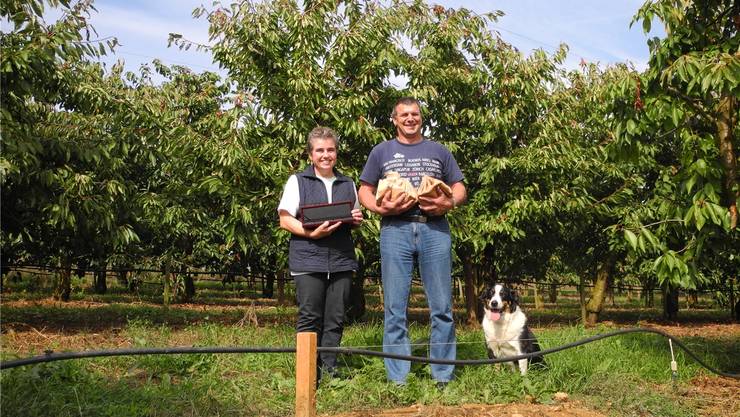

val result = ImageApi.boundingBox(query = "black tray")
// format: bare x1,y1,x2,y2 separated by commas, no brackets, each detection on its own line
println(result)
299,201,354,228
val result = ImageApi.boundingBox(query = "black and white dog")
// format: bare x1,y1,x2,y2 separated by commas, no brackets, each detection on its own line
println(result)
480,283,544,375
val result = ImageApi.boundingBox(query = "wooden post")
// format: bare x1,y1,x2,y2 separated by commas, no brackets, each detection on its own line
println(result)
295,332,317,417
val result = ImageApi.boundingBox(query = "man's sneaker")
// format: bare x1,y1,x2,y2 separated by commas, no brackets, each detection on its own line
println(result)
435,381,449,391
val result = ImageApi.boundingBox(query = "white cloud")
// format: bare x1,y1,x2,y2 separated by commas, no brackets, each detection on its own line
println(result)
90,3,211,47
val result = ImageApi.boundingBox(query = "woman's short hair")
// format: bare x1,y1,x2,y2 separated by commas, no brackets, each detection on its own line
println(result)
307,126,339,153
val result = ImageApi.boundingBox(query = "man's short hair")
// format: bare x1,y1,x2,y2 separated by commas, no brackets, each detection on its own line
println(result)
391,97,422,118
307,126,339,153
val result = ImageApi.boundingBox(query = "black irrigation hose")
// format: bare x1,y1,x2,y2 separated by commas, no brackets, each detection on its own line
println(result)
0,347,295,370
326,327,739,379
1,328,738,379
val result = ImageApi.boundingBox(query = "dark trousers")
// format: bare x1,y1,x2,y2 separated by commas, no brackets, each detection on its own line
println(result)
294,270,352,371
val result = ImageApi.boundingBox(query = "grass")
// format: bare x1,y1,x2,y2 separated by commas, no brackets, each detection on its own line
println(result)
1,273,737,416
2,318,736,416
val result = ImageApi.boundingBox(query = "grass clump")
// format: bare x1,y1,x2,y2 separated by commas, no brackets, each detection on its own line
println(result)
1,320,731,416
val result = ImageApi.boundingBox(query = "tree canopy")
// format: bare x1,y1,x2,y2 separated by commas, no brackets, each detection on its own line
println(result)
2,0,737,320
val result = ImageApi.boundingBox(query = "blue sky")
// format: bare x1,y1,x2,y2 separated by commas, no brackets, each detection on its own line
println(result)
74,0,661,76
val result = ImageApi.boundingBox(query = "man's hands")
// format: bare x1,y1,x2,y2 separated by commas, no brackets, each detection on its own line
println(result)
418,185,455,216
358,181,464,217
378,192,416,216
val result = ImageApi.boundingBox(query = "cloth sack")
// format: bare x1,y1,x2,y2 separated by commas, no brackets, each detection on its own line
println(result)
375,171,417,205
417,175,452,199
375,172,452,205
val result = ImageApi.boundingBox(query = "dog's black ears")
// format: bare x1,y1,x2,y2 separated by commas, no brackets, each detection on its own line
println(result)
478,286,492,302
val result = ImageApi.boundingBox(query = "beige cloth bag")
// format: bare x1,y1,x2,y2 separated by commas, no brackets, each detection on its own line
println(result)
375,171,417,205
417,175,452,199
375,172,452,205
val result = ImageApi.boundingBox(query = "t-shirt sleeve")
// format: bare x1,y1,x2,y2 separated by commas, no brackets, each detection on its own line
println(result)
359,146,381,186
277,175,300,217
444,148,464,185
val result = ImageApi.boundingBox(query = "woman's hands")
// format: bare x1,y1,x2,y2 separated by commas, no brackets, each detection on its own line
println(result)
305,220,342,239
305,207,364,238
308,207,364,237
351,208,364,226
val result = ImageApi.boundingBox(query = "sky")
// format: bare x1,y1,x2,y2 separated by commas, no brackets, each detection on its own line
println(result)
42,0,664,78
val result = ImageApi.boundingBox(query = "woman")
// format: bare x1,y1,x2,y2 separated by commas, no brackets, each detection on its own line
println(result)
277,126,363,379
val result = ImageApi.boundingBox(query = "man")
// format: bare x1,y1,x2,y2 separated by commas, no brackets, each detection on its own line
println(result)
358,97,466,387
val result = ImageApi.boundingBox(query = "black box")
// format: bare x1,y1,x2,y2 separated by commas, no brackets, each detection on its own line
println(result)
299,201,354,228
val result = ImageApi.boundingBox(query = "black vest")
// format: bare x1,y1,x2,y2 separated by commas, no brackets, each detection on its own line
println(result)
288,165,358,273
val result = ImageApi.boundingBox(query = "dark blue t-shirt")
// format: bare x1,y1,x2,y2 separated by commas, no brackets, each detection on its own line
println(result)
360,138,464,188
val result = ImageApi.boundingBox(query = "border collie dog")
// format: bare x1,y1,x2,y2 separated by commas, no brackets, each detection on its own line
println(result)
480,283,544,375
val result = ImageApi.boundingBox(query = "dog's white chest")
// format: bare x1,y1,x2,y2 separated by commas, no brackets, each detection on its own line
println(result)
482,311,527,357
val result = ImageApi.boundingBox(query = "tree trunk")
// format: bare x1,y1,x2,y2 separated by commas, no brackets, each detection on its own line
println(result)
685,290,698,309
183,273,195,302
548,283,558,304
715,95,738,229
662,284,679,320
1,257,9,281
277,269,286,305
456,276,465,301
579,280,586,321
117,269,129,287
584,255,616,326
533,284,544,310
642,285,654,307
346,262,366,324
93,268,107,294
608,283,616,307
263,273,274,298
54,257,72,301
163,264,172,306
378,278,384,310
461,252,478,325
729,277,737,321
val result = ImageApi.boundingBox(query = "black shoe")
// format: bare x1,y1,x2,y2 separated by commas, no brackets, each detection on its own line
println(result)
320,366,337,379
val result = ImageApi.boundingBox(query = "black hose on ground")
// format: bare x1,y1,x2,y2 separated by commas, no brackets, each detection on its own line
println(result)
1,327,737,379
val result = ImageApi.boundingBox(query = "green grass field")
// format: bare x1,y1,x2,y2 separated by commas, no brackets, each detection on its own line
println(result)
1,273,738,416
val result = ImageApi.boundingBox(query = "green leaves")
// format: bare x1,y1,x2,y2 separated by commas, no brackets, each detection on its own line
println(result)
4,0,737,306
624,229,638,251
612,0,740,289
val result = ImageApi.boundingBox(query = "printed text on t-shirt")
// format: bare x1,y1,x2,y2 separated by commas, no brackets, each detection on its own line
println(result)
382,157,443,187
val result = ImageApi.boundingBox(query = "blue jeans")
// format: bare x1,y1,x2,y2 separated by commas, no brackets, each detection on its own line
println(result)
380,217,456,383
